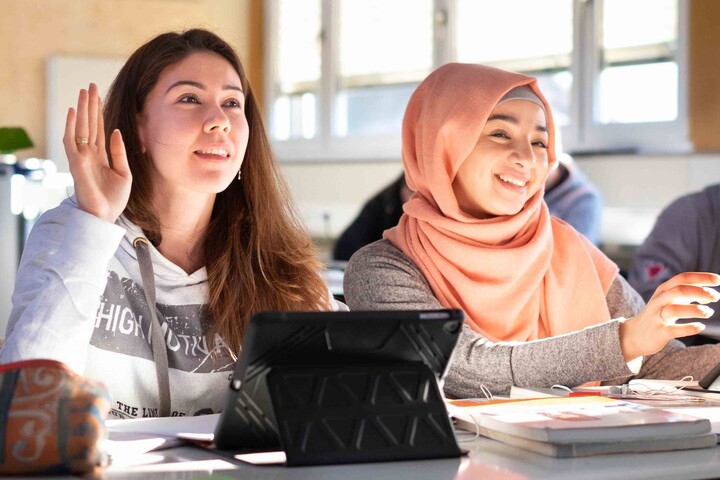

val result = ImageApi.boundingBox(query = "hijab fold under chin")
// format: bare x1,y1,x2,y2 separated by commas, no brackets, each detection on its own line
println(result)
384,63,619,342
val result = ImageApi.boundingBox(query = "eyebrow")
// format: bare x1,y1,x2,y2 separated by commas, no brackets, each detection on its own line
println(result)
165,80,243,94
487,113,547,133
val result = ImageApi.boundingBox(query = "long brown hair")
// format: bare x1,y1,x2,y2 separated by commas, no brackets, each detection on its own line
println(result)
103,29,330,352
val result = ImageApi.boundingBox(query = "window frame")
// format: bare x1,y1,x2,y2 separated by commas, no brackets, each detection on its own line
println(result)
264,0,690,161
571,0,690,153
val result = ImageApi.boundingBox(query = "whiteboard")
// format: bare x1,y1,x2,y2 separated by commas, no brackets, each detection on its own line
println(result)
47,55,125,172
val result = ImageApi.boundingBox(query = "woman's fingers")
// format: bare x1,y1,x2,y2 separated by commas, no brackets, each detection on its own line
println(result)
63,107,77,155
663,322,706,338
651,283,720,308
109,130,131,178
97,96,107,155
61,84,131,223
66,85,112,167
88,83,99,145
660,304,714,323
75,88,90,143
621,272,720,361
655,272,720,294
649,282,719,329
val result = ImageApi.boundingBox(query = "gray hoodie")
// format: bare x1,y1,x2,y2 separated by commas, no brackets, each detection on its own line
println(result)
2,196,344,418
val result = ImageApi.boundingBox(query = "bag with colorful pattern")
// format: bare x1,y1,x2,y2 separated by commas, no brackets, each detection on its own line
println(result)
0,358,111,476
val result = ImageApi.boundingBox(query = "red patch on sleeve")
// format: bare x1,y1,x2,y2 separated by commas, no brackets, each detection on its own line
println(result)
645,263,665,281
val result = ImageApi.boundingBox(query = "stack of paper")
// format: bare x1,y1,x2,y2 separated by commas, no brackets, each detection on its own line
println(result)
447,396,717,458
105,414,219,462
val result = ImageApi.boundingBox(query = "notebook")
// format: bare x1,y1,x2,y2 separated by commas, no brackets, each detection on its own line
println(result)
468,425,717,458
448,396,712,444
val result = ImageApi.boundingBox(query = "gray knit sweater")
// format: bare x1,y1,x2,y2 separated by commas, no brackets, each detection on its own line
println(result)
344,239,720,397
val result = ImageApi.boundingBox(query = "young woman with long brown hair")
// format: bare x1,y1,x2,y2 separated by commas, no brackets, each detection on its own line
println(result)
1,29,343,418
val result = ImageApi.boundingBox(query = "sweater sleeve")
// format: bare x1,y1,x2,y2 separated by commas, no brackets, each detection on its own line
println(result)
343,240,634,397
1,199,125,373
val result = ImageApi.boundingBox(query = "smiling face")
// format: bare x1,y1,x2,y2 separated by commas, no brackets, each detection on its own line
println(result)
136,51,249,199
452,98,550,219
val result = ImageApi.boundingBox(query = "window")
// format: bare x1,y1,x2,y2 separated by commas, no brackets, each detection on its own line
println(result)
336,0,433,138
587,0,687,151
265,0,686,160
599,0,679,124
455,0,574,128
272,0,321,141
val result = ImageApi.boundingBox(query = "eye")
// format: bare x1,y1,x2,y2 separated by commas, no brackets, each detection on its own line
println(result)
223,98,243,109
178,95,200,104
532,140,548,149
490,131,510,139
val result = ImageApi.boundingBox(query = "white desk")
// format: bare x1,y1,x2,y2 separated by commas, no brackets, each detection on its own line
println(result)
98,435,720,480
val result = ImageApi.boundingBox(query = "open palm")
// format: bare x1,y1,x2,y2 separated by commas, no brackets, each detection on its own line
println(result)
63,83,132,223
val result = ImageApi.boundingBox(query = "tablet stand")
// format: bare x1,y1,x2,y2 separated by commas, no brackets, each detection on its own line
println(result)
265,362,461,466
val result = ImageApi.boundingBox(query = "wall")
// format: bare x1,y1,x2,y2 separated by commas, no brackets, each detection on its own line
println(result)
281,161,404,240
578,154,720,243
689,0,720,150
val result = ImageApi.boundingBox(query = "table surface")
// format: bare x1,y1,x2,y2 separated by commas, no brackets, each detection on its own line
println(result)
8,433,720,480
97,432,720,480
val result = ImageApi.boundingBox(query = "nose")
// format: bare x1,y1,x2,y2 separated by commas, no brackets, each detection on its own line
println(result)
510,140,535,167
203,106,231,134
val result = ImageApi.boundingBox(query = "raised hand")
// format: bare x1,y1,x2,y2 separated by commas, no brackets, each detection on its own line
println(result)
620,272,720,361
63,83,132,223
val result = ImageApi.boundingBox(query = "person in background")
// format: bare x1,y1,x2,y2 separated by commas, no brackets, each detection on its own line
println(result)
544,153,603,245
333,136,602,262
629,184,720,345
1,29,344,419
333,173,412,261
343,63,720,398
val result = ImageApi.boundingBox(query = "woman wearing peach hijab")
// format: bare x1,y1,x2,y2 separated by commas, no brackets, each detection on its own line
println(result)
343,63,720,397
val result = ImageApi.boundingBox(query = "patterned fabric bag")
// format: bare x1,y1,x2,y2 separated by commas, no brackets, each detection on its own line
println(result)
0,358,111,476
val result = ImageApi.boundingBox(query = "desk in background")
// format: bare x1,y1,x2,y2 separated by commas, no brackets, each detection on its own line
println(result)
320,259,346,303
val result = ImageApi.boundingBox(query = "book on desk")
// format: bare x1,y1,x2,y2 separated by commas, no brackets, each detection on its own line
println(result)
447,396,717,458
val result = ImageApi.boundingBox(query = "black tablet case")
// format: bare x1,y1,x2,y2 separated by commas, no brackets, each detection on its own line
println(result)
213,309,464,466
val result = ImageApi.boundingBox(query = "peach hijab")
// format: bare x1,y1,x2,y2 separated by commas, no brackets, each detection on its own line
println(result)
384,63,618,342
